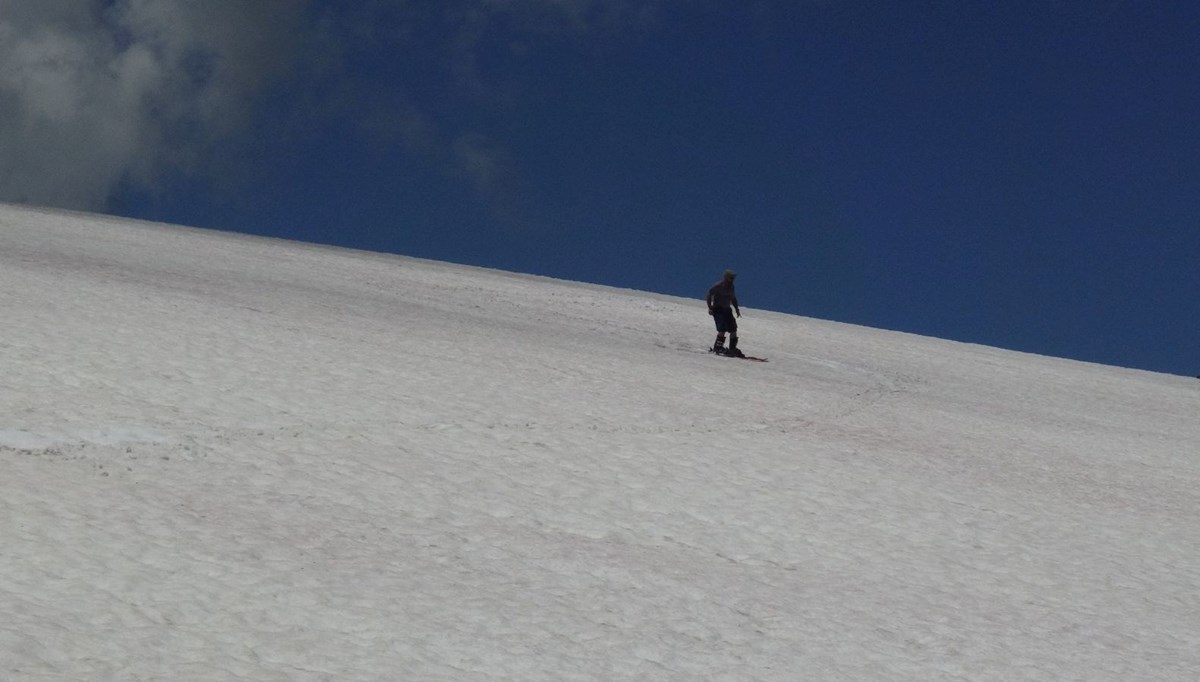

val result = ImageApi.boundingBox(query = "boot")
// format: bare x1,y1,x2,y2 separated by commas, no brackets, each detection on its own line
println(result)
727,336,745,358
712,335,726,354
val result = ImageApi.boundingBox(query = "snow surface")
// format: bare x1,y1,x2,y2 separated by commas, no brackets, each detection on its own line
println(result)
2,203,1198,681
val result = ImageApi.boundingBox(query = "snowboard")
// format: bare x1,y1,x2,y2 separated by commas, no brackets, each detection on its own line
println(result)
709,349,768,362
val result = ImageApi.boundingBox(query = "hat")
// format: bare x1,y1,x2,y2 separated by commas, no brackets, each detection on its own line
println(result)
723,269,737,279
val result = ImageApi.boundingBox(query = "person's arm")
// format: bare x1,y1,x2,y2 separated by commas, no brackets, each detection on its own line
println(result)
706,287,715,313
733,293,740,317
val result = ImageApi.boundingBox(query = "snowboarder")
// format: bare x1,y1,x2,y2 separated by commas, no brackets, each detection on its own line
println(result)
707,269,744,357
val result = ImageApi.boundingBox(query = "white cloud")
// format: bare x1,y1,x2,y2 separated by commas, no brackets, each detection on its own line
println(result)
0,0,667,213
0,0,310,209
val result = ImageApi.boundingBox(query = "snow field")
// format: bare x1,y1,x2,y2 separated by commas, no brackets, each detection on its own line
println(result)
2,204,1198,680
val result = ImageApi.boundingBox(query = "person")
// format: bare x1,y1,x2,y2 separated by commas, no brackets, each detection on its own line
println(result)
706,269,744,357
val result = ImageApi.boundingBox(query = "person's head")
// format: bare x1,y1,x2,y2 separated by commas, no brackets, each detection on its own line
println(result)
723,269,737,282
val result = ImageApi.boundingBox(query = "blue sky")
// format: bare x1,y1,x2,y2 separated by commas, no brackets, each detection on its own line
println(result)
3,1,1197,376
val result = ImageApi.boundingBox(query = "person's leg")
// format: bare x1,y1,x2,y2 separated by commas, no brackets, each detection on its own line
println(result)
718,310,738,354
713,309,732,352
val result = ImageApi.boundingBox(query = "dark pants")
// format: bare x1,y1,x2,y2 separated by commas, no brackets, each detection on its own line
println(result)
712,307,738,334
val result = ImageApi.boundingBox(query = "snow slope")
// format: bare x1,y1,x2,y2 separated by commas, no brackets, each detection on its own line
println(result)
2,204,1198,680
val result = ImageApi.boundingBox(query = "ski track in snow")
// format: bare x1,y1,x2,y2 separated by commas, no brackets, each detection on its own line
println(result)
2,204,1199,680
